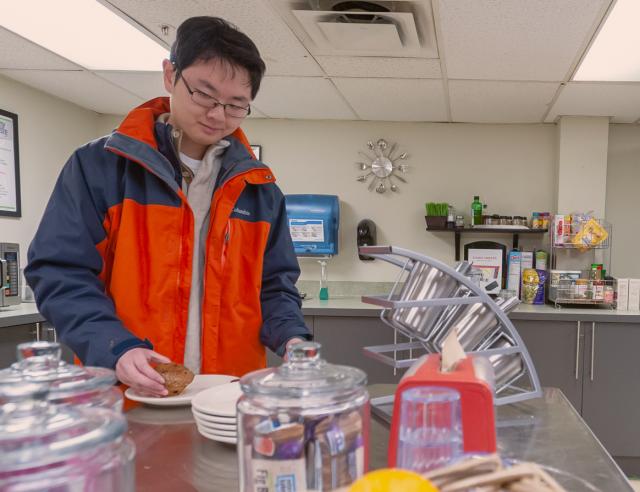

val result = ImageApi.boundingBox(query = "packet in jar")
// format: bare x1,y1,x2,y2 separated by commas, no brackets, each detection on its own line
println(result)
251,419,306,492
308,410,365,491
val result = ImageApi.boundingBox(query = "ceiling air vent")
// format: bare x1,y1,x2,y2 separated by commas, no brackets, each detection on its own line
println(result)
291,0,437,58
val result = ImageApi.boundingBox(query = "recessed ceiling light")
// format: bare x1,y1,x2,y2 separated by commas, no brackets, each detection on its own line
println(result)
574,0,640,81
1,0,168,71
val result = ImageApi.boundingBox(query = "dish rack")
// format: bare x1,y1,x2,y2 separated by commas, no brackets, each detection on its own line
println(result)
358,246,542,413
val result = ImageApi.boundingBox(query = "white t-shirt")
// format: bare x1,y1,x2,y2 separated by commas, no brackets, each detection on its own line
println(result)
180,152,202,175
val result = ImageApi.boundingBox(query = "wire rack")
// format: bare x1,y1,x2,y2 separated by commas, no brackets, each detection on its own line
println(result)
358,246,542,410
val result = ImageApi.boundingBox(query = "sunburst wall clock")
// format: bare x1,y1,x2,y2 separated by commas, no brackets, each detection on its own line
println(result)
355,139,409,193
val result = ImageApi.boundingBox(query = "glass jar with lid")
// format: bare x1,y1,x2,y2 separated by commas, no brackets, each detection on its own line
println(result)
237,342,369,492
0,381,135,491
0,341,122,412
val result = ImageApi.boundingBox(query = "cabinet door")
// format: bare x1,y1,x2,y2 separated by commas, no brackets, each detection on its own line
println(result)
313,316,401,384
512,319,584,411
0,324,37,367
582,322,640,458
266,316,314,368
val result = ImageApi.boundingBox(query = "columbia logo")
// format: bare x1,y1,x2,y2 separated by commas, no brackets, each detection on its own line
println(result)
233,207,251,216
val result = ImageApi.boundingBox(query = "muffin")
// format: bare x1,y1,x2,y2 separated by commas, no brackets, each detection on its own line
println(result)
155,362,195,397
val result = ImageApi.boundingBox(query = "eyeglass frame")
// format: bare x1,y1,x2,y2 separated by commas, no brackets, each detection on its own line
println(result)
177,72,251,118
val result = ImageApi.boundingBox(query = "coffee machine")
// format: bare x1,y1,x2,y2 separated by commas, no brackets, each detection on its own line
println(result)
0,243,20,307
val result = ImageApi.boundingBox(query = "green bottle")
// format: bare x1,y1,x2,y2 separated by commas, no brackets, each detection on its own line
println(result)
471,196,483,226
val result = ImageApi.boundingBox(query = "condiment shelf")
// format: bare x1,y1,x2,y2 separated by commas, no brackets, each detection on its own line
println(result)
549,277,615,308
551,218,611,250
425,226,548,261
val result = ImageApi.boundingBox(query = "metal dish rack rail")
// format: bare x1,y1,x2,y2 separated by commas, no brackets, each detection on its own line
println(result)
358,246,542,414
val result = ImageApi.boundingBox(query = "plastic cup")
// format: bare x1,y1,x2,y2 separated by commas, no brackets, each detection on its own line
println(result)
396,386,463,473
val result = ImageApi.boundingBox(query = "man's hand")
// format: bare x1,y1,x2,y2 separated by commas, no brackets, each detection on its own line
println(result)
116,348,171,397
283,337,306,361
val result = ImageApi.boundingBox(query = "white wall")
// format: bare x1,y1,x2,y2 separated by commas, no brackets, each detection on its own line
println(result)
606,125,640,278
241,119,557,281
0,74,106,267
3,74,632,283
557,117,609,217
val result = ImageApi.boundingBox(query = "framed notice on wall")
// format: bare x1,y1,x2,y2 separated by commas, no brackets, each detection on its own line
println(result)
0,109,21,217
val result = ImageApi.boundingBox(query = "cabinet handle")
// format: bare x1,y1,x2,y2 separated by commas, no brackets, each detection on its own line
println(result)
35,322,41,341
575,321,581,380
590,322,596,382
45,324,57,342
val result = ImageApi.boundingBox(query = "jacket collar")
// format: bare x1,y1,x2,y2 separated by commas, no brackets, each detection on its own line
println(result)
104,97,268,189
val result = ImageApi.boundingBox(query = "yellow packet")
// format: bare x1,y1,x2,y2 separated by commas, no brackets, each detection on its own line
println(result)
572,218,608,251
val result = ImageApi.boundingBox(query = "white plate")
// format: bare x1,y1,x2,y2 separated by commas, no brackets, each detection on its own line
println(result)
192,408,236,424
193,413,236,428
191,381,241,416
125,374,237,407
196,418,236,432
196,423,237,437
197,427,237,444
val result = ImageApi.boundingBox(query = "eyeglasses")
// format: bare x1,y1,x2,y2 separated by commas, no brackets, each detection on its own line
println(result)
180,75,251,118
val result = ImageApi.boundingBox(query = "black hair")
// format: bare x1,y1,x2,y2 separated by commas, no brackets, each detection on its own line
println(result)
169,16,266,99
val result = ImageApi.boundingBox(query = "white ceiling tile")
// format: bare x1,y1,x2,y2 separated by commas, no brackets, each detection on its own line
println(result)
332,78,447,121
315,56,441,79
438,0,609,81
0,27,80,70
96,71,166,100
0,69,143,114
546,83,640,123
449,80,558,123
105,0,323,76
253,77,355,119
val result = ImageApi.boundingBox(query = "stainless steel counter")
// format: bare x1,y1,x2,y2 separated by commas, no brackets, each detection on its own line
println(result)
126,387,632,491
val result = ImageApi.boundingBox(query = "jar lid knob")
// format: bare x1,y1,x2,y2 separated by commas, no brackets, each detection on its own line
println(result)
17,341,61,361
287,341,321,362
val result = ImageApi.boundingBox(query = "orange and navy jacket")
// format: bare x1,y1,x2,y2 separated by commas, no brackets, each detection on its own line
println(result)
25,97,310,376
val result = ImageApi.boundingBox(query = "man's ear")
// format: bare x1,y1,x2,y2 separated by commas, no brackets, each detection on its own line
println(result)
162,59,175,94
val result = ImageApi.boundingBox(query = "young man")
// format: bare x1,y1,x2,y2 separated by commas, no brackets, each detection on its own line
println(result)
25,17,309,396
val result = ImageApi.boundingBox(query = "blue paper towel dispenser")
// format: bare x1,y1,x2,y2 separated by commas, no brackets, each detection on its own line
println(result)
285,194,340,256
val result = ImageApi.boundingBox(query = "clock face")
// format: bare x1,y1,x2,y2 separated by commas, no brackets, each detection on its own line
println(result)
355,139,409,194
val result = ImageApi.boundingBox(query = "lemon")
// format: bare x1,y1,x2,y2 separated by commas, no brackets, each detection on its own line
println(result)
349,468,439,492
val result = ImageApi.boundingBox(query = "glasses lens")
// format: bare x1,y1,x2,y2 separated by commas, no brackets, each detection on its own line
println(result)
226,105,249,118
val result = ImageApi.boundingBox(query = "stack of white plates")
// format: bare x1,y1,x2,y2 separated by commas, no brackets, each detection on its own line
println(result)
191,381,241,444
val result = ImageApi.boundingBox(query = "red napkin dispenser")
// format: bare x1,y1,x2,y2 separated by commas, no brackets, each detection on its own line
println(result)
388,354,496,467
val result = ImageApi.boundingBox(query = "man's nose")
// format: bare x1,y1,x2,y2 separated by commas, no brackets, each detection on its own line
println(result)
206,103,226,119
